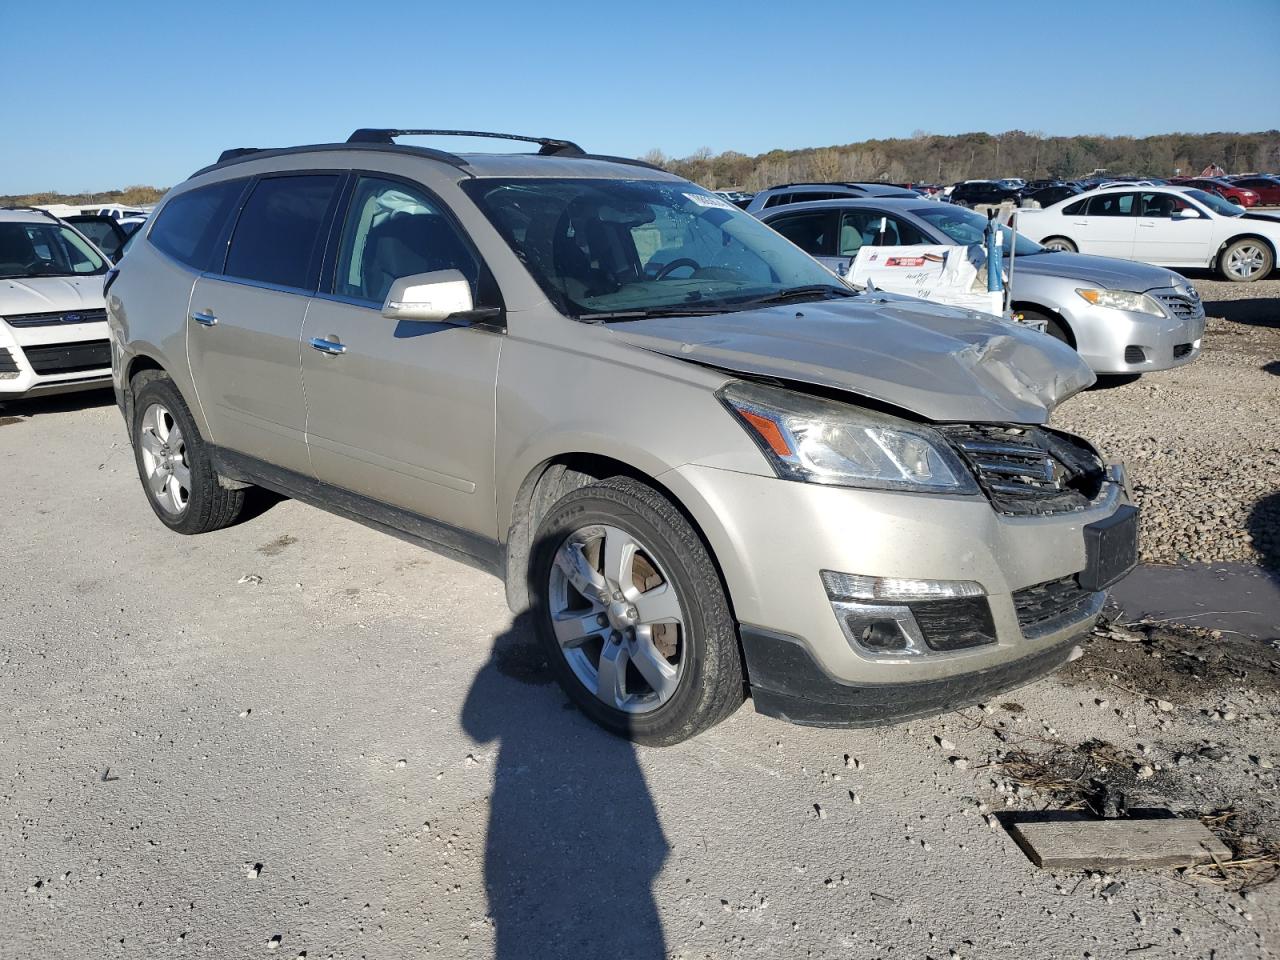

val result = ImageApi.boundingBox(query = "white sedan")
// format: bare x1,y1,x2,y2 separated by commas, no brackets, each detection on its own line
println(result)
1015,185,1280,282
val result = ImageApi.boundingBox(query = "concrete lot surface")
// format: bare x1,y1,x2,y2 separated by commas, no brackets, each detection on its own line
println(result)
1,388,1276,960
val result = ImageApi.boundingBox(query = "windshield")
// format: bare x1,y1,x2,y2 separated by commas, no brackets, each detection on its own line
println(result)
1185,189,1244,217
0,222,108,279
909,205,1044,257
461,178,849,318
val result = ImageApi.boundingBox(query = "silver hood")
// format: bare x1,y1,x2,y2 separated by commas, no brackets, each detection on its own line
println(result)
1010,250,1186,292
610,293,1095,425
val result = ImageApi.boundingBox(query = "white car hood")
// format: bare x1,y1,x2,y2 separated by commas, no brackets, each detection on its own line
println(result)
0,275,107,317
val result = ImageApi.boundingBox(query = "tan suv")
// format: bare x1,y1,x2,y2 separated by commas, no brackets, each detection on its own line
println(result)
108,129,1138,745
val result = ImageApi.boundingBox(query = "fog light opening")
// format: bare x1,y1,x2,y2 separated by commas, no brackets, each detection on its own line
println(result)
858,619,911,653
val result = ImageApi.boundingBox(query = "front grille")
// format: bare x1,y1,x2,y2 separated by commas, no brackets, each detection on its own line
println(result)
1153,293,1203,321
1173,342,1193,358
1014,576,1102,637
1124,345,1146,364
22,340,110,375
3,309,108,328
941,424,1106,516
0,347,18,374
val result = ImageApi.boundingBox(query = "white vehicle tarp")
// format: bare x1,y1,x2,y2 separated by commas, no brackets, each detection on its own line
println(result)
849,244,1000,314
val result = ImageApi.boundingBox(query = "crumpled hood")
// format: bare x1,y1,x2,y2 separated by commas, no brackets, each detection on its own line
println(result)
0,275,106,317
1012,251,1184,292
609,294,1095,424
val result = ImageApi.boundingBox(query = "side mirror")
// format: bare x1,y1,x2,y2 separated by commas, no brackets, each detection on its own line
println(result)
382,269,474,322
1174,207,1200,219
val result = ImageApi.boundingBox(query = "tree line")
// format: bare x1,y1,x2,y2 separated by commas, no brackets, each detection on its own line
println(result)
644,130,1280,190
6,130,1278,207
1,185,166,209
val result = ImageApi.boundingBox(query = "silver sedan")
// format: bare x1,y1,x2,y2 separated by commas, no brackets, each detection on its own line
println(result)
759,198,1205,375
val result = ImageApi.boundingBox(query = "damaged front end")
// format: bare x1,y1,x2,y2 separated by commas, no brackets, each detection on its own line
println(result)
609,293,1097,425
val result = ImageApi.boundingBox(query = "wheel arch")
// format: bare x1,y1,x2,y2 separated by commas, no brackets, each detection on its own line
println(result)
1218,232,1277,264
1011,301,1075,348
1040,234,1076,252
502,453,743,666
121,353,169,431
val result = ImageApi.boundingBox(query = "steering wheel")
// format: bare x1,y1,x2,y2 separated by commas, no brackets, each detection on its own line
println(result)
654,258,701,280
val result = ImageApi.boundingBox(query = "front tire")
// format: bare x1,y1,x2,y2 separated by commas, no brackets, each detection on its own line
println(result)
1041,236,1077,253
131,373,246,534
1218,238,1273,282
1022,308,1073,347
529,476,743,745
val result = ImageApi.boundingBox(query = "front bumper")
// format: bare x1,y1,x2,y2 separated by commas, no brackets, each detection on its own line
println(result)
661,462,1132,722
1067,288,1206,374
742,626,1084,727
0,321,112,398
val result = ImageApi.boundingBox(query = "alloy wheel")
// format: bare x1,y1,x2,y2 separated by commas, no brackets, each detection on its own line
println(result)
548,524,686,714
137,402,191,515
1226,243,1267,279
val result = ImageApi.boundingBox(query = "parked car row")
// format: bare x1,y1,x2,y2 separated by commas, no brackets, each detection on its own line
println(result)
757,197,1205,374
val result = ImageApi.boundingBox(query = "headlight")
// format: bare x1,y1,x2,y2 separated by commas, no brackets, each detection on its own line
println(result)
718,381,978,494
1075,288,1164,316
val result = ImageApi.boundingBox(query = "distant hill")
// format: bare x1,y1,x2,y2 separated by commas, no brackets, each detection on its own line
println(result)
646,130,1280,191
1,185,166,209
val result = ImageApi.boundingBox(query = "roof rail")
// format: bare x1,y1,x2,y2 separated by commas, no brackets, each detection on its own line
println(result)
764,181,865,191
217,147,263,164
347,128,585,157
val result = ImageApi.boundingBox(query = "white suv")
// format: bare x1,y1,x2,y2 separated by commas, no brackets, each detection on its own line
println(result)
0,209,113,400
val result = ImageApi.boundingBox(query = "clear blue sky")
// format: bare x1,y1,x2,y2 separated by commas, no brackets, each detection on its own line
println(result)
3,0,1278,194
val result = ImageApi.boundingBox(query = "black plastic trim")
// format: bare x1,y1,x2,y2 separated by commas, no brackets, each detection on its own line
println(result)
740,625,1082,728
346,128,584,157
209,447,503,577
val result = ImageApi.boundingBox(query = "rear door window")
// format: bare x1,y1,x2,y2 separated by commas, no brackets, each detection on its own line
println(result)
768,211,835,256
1085,192,1137,216
149,179,247,270
839,211,929,252
224,174,341,290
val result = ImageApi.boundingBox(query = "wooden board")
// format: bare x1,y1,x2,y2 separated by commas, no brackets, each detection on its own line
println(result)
1006,818,1232,870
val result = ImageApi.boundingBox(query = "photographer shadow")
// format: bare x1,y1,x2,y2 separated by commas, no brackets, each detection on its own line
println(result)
461,612,669,959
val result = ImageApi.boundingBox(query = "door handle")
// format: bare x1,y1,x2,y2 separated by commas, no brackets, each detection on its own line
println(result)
309,336,347,356
190,310,218,326
1072,220,1088,226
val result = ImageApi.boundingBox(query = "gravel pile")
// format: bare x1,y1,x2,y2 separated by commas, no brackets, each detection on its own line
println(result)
1053,277,1280,569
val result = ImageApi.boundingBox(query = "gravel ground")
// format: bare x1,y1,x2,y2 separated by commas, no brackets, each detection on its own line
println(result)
1,381,1278,958
1054,276,1280,569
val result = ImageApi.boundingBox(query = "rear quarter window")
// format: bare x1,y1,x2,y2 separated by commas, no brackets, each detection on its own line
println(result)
149,179,247,270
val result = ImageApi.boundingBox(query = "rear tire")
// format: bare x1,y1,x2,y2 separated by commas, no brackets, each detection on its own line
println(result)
1218,238,1273,282
529,476,743,745
1041,236,1077,253
130,373,246,534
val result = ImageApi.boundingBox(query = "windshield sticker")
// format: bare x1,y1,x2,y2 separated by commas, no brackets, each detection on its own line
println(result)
868,254,945,268
683,192,737,211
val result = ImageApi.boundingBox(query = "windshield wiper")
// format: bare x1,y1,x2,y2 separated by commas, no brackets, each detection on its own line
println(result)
733,284,857,307
583,305,731,323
